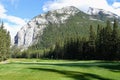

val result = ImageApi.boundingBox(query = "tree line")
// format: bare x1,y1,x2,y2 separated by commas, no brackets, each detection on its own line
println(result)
0,22,11,61
43,20,120,60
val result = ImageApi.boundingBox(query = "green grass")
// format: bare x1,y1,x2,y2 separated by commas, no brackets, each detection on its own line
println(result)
0,59,120,80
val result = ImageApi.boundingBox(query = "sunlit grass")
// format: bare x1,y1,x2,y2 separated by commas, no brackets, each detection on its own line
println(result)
0,59,120,80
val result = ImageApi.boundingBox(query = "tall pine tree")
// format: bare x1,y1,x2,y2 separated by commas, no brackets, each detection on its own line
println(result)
0,22,11,61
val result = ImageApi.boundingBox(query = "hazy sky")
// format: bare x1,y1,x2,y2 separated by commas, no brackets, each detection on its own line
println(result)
0,0,120,39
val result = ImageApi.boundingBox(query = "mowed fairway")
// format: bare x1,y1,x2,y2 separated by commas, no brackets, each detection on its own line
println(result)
0,59,120,80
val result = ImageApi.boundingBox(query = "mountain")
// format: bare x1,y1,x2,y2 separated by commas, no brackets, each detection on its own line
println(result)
14,6,79,48
14,6,120,48
87,7,120,21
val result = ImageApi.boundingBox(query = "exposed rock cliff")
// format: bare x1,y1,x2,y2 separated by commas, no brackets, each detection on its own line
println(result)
14,6,80,48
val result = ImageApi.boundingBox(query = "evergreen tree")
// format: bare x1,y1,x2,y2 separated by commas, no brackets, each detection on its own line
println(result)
112,19,119,41
89,25,95,42
0,22,11,61
89,25,96,59
111,19,119,59
105,20,112,41
105,20,113,60
96,24,102,59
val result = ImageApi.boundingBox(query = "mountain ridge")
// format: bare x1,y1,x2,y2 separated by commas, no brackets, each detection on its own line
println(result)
14,6,120,48
14,6,80,48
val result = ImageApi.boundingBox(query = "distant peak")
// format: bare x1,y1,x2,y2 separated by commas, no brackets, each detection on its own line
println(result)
87,7,119,18
87,7,103,15
61,6,79,10
49,6,80,15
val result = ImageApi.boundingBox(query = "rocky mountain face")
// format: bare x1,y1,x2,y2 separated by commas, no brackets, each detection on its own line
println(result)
14,6,120,48
14,6,80,48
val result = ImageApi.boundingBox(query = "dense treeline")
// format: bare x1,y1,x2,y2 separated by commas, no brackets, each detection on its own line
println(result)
29,12,103,49
0,22,11,61
44,20,120,60
14,20,120,60
10,46,44,59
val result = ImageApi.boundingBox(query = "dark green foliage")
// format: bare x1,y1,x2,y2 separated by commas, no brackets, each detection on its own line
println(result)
44,20,120,60
14,19,120,60
0,22,11,61
17,10,120,60
30,12,104,49
11,46,44,59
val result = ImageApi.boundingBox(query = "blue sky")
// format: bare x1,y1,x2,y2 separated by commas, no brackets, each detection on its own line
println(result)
0,0,120,20
1,0,120,21
0,0,120,39
0,0,47,19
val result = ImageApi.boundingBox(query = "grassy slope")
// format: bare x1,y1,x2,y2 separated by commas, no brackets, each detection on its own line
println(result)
0,59,120,80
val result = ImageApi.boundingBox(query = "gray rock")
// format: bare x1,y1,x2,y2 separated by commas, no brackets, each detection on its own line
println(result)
14,6,79,48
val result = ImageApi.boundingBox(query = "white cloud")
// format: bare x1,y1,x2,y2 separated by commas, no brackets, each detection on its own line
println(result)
0,3,26,40
43,0,120,16
112,2,120,8
4,23,21,38
0,4,6,13
7,15,26,25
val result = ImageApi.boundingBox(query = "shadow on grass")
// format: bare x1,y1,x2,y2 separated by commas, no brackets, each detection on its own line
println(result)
14,61,120,72
54,61,120,72
98,65,120,72
90,61,120,72
29,67,112,80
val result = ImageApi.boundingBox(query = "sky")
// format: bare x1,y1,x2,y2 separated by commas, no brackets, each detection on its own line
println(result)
0,0,120,40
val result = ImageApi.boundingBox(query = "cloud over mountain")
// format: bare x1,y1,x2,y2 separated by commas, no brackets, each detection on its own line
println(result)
43,0,120,16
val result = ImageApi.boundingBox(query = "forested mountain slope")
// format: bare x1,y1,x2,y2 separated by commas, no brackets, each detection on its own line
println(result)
14,6,120,49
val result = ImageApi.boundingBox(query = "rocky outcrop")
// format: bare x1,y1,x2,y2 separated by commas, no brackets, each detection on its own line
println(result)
14,6,80,48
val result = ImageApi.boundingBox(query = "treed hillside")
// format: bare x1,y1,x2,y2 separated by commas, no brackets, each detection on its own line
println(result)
43,20,120,60
11,6,120,60
16,19,120,60
29,9,120,50
30,12,105,49
0,22,11,61
14,6,120,49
